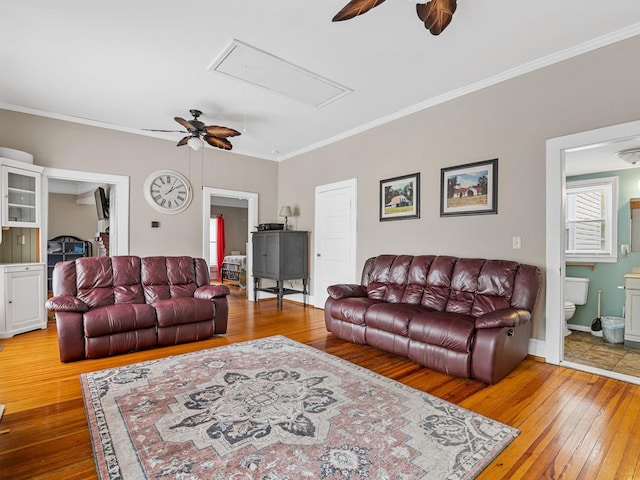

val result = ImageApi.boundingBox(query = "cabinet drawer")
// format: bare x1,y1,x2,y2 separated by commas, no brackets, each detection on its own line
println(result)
3,264,44,274
626,277,640,290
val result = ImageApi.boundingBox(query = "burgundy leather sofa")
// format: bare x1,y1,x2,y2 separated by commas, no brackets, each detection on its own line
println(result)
324,254,541,384
45,255,230,362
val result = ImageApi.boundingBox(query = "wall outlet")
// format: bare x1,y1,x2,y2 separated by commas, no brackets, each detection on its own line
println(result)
621,244,630,255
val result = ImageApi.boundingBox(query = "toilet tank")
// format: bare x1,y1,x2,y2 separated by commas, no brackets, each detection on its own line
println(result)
565,276,590,305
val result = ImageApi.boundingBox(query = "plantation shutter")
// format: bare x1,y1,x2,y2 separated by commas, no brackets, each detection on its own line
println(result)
565,177,616,260
567,190,604,252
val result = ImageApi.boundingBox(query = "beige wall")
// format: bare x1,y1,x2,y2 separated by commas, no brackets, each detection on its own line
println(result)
1,36,640,341
278,35,640,341
48,193,99,252
210,205,249,256
0,112,279,258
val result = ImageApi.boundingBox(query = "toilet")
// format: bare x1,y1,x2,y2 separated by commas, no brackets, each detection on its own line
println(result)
564,276,590,336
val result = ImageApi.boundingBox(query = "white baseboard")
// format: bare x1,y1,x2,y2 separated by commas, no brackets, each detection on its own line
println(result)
567,324,592,333
528,338,547,360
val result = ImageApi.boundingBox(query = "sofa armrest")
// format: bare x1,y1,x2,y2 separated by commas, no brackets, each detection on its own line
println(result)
45,295,89,313
195,284,231,300
475,308,531,329
327,284,367,300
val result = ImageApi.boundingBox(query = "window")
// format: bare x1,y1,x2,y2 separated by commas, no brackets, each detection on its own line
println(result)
565,176,617,262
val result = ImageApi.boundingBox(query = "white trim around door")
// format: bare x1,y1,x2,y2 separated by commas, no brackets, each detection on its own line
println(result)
202,187,258,302
546,119,640,366
42,168,130,261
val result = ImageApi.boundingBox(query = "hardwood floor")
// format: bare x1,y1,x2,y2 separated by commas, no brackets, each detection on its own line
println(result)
2,287,640,479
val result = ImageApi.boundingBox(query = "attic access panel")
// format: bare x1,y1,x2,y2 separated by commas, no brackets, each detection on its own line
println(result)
208,39,352,108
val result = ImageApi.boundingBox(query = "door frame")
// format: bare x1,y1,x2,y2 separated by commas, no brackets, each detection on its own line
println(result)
546,119,640,375
313,178,357,308
202,187,258,301
42,168,130,260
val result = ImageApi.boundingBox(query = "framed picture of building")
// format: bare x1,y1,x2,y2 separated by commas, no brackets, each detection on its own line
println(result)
440,159,498,216
380,172,420,221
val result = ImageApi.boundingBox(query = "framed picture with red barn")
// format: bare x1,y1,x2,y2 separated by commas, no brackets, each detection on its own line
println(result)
440,159,498,217
379,172,420,221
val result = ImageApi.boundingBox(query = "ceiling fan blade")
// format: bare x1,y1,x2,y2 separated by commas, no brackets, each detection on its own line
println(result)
204,135,233,150
332,0,386,21
203,125,241,138
174,117,197,132
416,0,457,35
177,136,190,147
143,128,188,133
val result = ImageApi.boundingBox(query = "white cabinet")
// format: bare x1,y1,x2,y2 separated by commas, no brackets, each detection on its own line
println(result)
0,264,46,338
0,155,46,338
624,274,640,346
1,162,43,228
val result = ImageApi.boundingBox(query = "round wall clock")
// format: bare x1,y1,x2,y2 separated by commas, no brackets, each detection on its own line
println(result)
143,170,193,214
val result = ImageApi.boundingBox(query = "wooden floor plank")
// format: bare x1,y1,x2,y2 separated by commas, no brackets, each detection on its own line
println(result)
2,288,640,479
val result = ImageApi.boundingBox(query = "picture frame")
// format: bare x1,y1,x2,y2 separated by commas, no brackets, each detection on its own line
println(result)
380,172,420,221
440,159,498,217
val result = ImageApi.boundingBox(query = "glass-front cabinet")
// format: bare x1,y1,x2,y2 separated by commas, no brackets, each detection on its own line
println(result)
0,153,46,338
2,164,42,227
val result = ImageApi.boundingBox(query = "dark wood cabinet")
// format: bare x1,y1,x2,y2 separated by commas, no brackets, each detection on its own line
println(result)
252,230,308,309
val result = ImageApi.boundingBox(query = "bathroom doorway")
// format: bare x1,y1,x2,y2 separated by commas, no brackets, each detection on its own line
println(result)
546,119,640,385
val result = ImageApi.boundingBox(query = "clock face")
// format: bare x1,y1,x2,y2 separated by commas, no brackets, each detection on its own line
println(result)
143,170,193,214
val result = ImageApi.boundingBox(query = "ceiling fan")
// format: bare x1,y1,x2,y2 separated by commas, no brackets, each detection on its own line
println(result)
333,0,457,36
147,109,241,151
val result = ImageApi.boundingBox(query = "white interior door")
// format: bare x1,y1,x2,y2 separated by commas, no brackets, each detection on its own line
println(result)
313,178,357,308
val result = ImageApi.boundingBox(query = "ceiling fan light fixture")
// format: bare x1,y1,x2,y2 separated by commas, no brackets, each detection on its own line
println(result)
616,148,640,165
187,136,204,151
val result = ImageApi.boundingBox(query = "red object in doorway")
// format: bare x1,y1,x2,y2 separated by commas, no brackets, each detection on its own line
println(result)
217,216,225,279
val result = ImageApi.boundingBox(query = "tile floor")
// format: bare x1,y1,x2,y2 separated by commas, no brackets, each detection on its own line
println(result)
564,330,640,377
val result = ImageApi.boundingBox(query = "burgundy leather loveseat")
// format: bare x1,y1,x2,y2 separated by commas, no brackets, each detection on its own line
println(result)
324,254,541,384
45,255,230,362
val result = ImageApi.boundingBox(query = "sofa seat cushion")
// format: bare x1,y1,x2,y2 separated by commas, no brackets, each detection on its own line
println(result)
327,297,383,326
85,329,157,359
365,303,430,336
84,304,157,338
408,311,476,353
154,297,215,327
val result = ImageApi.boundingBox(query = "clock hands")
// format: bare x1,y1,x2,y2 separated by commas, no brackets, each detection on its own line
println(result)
165,178,182,195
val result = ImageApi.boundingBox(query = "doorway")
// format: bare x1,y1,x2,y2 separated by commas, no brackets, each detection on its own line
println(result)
42,168,130,262
202,187,258,302
546,119,640,385
313,178,357,308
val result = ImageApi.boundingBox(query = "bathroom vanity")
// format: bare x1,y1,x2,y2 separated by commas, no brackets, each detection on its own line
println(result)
624,273,640,347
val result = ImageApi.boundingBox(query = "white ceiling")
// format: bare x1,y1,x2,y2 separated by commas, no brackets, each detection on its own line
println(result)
566,137,640,177
2,1,640,162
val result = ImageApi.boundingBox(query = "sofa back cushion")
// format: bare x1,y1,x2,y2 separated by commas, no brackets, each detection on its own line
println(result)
141,256,198,303
363,254,539,316
75,256,144,309
53,255,211,308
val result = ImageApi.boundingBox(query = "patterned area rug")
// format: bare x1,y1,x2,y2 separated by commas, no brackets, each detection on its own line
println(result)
80,336,518,479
